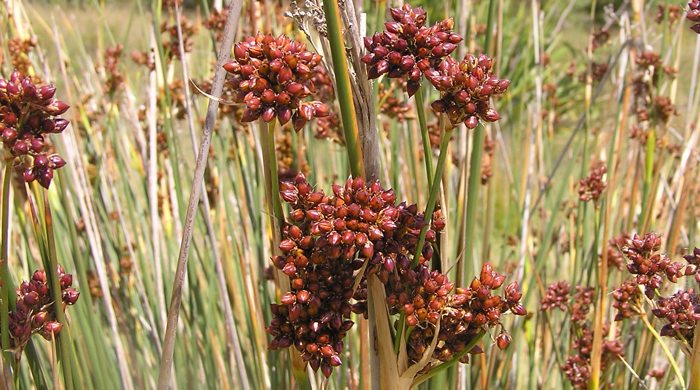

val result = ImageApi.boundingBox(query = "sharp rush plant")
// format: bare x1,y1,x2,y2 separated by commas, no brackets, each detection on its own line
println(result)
2,0,700,389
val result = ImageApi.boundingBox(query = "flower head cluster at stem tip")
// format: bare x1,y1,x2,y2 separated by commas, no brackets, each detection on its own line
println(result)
364,4,510,130
10,266,79,351
266,174,525,377
0,71,69,188
223,33,330,131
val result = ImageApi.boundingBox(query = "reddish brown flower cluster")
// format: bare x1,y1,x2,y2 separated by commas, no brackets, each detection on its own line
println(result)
160,15,197,60
621,233,684,298
267,174,441,376
688,1,700,33
362,4,462,96
100,44,125,94
562,324,623,389
223,34,329,130
9,267,79,351
203,8,229,42
386,261,524,367
578,163,606,202
652,289,700,343
426,55,510,128
7,38,37,75
606,233,629,271
541,281,570,312
684,247,700,283
131,50,156,71
267,174,523,376
612,279,642,320
656,4,683,25
0,71,69,188
542,279,622,388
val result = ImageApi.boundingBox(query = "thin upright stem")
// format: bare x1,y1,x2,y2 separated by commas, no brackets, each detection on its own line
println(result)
0,164,12,362
157,2,242,388
395,121,452,353
415,87,434,189
322,0,364,178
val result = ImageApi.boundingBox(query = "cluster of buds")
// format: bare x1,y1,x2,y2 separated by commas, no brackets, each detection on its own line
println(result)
362,4,462,96
612,279,643,320
386,261,524,368
267,174,442,376
203,8,229,42
688,1,700,33
656,4,683,25
652,289,700,344
131,50,156,71
223,34,330,130
542,280,622,388
379,92,412,122
684,247,700,283
7,38,37,75
9,267,79,350
606,233,629,271
100,44,125,94
621,233,684,298
562,324,623,389
540,281,570,312
578,162,606,202
268,174,523,375
430,267,524,365
0,71,69,188
160,15,197,61
426,55,510,129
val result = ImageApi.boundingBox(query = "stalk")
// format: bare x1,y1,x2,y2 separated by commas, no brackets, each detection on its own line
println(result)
463,0,497,279
42,190,77,390
395,121,453,352
157,2,242,388
0,164,11,363
415,87,434,189
690,327,700,390
321,0,364,178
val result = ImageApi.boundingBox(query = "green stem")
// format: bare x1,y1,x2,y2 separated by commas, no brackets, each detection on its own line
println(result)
463,124,486,277
1,164,11,363
322,0,364,178
412,121,452,267
395,122,452,353
265,122,284,222
42,189,76,390
640,314,685,389
690,324,700,390
415,87,433,189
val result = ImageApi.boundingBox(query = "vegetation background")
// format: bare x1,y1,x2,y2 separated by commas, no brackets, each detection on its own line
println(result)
0,0,698,388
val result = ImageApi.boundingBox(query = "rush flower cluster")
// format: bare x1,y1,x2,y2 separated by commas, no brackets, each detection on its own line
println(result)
426,54,510,129
362,4,462,96
620,233,684,298
578,163,607,202
267,174,523,376
403,264,524,367
0,71,69,188
267,174,441,376
10,267,79,351
223,34,330,130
